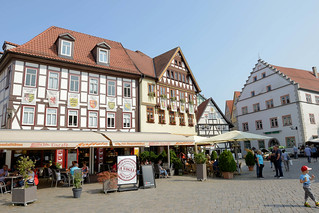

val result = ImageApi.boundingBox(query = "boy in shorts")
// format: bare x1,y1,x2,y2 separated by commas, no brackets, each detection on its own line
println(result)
300,165,319,207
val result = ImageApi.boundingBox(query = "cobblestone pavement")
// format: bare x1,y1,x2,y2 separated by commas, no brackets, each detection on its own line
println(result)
1,157,319,213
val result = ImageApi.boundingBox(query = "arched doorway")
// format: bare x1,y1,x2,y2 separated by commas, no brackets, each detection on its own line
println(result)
268,138,279,147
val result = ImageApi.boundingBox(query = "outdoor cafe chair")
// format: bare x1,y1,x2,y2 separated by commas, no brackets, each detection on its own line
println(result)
51,169,61,188
0,181,7,194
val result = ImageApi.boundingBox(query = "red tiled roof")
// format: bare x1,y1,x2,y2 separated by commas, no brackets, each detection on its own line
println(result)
125,49,155,78
234,91,241,98
271,65,319,92
6,26,140,75
196,98,210,121
153,47,178,78
226,100,233,113
4,41,20,47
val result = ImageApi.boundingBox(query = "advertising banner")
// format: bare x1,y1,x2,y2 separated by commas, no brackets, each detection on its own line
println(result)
160,98,166,110
68,93,80,109
22,87,37,105
117,155,137,185
107,97,117,111
180,102,185,113
123,99,132,112
47,90,59,107
171,101,177,112
88,95,99,110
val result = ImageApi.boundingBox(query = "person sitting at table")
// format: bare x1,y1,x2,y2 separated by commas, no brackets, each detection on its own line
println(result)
157,160,168,178
69,161,77,170
70,163,80,176
81,162,89,181
50,162,58,170
0,165,10,188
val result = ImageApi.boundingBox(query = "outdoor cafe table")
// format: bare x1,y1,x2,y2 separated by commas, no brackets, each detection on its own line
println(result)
59,170,71,187
4,175,22,193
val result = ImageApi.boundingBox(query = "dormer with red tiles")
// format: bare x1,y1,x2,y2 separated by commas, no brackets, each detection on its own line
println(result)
56,33,75,59
92,42,111,66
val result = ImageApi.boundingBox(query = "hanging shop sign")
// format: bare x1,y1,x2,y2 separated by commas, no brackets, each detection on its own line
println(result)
22,87,37,105
47,90,59,107
68,93,80,109
107,97,117,111
88,95,99,110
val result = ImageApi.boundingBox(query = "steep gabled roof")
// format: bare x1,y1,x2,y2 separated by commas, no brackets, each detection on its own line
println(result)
125,49,156,78
234,91,241,98
153,47,178,78
5,26,140,75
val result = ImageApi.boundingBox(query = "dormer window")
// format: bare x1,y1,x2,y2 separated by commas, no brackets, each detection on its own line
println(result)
93,42,111,66
99,49,109,63
61,40,72,56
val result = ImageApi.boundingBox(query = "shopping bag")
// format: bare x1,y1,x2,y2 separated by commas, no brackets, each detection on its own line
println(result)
289,160,293,166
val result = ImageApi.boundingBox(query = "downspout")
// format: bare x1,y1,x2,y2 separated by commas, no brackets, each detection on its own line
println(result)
295,84,305,146
138,73,145,132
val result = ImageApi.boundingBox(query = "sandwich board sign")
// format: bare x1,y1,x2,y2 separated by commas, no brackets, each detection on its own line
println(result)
117,155,138,191
141,165,156,189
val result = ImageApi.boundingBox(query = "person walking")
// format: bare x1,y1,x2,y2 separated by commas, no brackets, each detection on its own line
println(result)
282,150,289,172
293,145,298,159
299,165,319,207
311,145,317,162
273,145,283,178
256,150,264,178
305,146,311,163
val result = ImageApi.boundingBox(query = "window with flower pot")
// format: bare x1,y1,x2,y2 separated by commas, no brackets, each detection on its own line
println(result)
160,86,166,98
169,111,176,125
148,83,155,97
180,91,185,103
147,106,154,123
158,110,165,124
179,113,185,126
188,114,194,126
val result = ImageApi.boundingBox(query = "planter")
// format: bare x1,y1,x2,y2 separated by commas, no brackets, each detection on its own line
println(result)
72,188,82,198
12,186,37,206
196,164,207,181
222,172,234,179
248,166,254,171
102,178,118,193
178,169,183,176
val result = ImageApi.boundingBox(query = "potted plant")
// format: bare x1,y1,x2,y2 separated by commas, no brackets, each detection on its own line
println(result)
97,171,118,193
170,97,177,101
180,98,186,103
194,152,207,181
160,94,167,99
12,156,37,206
148,92,155,98
245,151,255,171
72,172,82,198
219,150,237,179
210,151,218,161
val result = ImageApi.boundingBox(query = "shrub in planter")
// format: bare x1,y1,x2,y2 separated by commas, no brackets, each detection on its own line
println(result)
72,172,83,198
97,171,118,193
170,150,182,175
245,151,255,170
157,150,168,163
140,151,158,163
194,152,207,164
210,151,218,161
219,150,237,179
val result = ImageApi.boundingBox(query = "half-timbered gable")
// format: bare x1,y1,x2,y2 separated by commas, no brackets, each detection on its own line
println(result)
0,26,140,132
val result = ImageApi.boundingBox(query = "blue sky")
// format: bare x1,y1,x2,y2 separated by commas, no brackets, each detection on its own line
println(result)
2,0,319,111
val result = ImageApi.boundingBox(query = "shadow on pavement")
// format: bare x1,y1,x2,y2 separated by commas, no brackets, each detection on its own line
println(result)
86,189,102,194
264,204,304,208
56,195,73,199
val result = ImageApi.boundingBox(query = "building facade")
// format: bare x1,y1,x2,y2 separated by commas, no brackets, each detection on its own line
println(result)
236,59,319,152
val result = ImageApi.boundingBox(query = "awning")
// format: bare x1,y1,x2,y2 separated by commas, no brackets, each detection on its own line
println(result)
0,130,110,149
99,132,195,147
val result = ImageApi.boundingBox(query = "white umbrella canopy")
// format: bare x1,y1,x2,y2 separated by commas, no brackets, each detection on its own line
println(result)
308,138,319,143
195,130,273,145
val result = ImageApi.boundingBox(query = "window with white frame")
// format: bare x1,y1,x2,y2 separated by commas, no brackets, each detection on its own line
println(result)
68,110,78,127
124,82,131,98
316,96,319,104
46,108,57,126
25,68,37,87
242,122,249,131
99,49,109,63
107,113,115,128
282,115,292,126
22,107,35,125
61,40,72,56
107,80,116,96
256,120,263,130
89,78,98,95
89,111,98,128
70,75,79,92
270,117,278,128
48,72,59,90
306,94,312,103
123,113,131,128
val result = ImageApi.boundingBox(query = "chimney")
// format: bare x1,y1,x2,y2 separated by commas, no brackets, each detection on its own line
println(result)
312,67,318,78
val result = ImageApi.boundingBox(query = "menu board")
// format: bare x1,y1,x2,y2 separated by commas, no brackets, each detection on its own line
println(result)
141,165,156,188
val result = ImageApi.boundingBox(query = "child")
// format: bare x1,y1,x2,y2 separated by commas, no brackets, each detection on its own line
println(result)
300,165,319,207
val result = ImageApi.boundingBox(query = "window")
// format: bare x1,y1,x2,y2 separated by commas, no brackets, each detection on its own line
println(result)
22,107,35,125
124,82,131,98
25,68,37,87
5,66,11,89
309,113,315,124
180,92,185,101
262,72,266,78
89,111,98,128
306,94,312,103
266,85,271,92
281,95,290,105
166,70,170,78
48,72,59,90
258,140,265,149
46,108,57,126
242,122,249,131
158,110,165,124
178,73,182,81
123,113,131,128
182,75,185,83
256,120,263,130
170,89,175,98
253,103,260,112
251,91,255,97
171,71,174,79
89,78,98,95
61,40,72,56
68,110,78,127
253,76,257,82
188,114,194,126
179,113,185,126
244,141,251,149
282,115,292,126
315,96,319,104
148,84,155,94
270,117,278,128
266,99,274,109
70,75,79,92
242,106,248,115
313,135,319,139
107,113,115,128
169,111,176,125
107,80,116,96
99,49,109,63
286,137,295,148
175,72,178,80
147,106,154,123
160,86,166,96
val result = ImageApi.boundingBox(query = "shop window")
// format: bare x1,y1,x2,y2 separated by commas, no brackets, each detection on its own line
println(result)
89,111,98,128
124,82,131,98
22,106,35,125
107,80,116,96
46,108,57,126
158,110,165,124
70,75,79,92
123,113,131,128
89,78,99,95
68,110,78,127
169,111,176,125
270,117,278,128
107,113,115,128
147,106,154,123
48,71,59,90
258,140,265,149
25,68,37,87
282,115,292,126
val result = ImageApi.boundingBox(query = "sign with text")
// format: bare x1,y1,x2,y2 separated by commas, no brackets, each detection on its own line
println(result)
141,165,156,188
117,155,137,185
